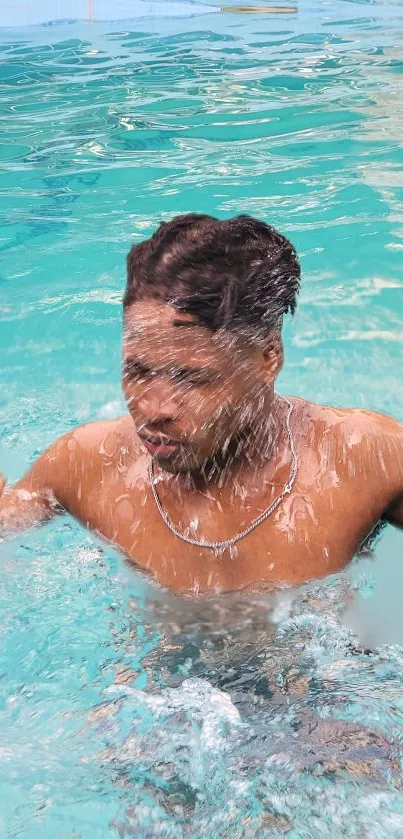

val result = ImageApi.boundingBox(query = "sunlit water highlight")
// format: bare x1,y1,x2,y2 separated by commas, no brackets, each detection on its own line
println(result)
1,0,403,835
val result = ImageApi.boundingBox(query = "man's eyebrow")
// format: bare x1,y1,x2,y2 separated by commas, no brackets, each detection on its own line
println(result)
170,365,221,382
123,357,150,371
172,318,199,328
123,356,220,382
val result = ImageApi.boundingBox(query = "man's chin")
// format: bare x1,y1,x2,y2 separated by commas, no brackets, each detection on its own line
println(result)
153,449,206,476
151,447,189,471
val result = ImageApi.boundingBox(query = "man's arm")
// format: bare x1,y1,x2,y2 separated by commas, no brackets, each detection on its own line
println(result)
377,415,403,530
0,418,127,538
0,445,64,536
384,495,403,530
336,406,403,532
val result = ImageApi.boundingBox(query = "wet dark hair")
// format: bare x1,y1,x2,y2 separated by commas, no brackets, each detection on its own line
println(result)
124,213,300,338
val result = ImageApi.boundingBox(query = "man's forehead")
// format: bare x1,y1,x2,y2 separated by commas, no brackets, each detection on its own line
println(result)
123,302,242,357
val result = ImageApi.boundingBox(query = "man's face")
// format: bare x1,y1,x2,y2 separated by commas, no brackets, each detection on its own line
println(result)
122,299,275,474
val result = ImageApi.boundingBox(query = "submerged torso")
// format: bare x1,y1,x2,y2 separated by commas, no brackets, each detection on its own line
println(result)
52,399,402,594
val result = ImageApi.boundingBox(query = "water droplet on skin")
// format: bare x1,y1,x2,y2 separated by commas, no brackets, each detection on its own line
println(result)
229,544,238,559
117,498,134,519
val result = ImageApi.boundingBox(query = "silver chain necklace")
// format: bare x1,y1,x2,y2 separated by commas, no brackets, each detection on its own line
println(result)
148,397,298,552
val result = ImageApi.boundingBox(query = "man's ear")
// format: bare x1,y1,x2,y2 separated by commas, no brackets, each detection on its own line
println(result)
262,331,283,378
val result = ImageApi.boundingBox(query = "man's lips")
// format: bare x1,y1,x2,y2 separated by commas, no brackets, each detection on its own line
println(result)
138,433,183,457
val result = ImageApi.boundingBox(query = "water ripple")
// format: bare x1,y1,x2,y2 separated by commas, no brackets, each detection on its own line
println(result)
2,2,403,835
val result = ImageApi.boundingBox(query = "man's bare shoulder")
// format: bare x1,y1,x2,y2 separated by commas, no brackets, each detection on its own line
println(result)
294,397,402,438
291,397,403,480
48,414,139,465
0,416,141,533
291,398,403,524
33,414,141,511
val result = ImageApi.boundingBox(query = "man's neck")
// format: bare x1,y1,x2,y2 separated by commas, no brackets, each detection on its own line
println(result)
161,395,290,495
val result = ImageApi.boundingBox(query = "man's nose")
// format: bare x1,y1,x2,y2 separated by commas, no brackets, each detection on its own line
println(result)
137,379,180,423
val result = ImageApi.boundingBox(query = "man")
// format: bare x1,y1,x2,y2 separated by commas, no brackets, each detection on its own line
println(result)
1,213,403,594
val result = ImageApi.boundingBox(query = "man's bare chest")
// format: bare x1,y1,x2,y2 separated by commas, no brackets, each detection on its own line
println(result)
74,469,385,593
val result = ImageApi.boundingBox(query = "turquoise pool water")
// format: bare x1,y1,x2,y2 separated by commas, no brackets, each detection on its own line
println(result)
1,0,403,835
